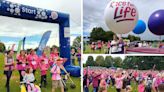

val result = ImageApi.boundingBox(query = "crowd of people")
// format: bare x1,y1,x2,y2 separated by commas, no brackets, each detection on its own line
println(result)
83,67,164,92
71,48,81,67
3,47,81,92
89,35,127,54
87,35,164,54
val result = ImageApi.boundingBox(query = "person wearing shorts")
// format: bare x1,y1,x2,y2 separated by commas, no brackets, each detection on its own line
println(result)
51,58,64,92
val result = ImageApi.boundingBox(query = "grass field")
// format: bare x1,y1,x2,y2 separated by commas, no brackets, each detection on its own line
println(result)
0,53,81,92
84,45,107,54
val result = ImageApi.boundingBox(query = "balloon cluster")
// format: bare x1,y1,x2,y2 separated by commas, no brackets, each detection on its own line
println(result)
104,0,164,36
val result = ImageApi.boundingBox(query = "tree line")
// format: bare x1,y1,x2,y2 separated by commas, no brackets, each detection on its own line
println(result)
90,27,141,42
84,56,164,70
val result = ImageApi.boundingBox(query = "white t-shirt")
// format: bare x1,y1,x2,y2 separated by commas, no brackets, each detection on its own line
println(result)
23,73,35,83
110,40,119,53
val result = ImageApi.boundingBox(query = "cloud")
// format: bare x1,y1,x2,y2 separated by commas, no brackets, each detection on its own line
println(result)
83,0,164,40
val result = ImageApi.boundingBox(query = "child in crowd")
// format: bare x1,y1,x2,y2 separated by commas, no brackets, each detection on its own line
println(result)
51,58,64,92
39,59,49,88
23,67,35,91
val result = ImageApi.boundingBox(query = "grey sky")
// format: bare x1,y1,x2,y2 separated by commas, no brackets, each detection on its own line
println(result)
83,0,164,40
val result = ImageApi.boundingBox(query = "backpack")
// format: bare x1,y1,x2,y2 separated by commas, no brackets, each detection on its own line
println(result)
145,77,153,90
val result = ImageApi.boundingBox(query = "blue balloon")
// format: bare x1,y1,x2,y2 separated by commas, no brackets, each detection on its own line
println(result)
148,10,164,36
133,20,146,34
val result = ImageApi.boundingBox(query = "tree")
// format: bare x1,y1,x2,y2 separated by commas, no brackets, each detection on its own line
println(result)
104,31,115,42
104,56,113,68
86,56,95,66
0,42,6,52
95,55,105,66
113,57,122,67
122,56,164,70
72,36,81,50
90,27,106,42
127,35,141,41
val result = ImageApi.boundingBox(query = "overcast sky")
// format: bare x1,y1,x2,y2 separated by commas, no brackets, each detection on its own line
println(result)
83,0,164,40
0,0,81,50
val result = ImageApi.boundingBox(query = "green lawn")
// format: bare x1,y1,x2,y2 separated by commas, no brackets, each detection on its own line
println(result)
83,45,107,54
0,53,81,92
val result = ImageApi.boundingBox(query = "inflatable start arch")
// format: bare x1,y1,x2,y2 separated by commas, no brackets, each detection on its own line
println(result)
0,0,80,77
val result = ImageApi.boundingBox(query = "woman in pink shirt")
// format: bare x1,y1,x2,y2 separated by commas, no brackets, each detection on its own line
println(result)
27,49,39,75
97,41,102,52
99,74,107,92
16,50,27,81
138,79,145,92
49,47,59,66
153,74,162,92
39,50,49,88
115,73,125,92
4,50,15,92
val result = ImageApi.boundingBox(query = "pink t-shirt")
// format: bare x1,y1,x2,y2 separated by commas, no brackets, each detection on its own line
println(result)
115,77,124,89
102,79,107,86
16,55,26,70
51,64,61,80
138,84,145,92
92,74,101,87
49,53,59,66
98,43,102,48
91,44,95,49
40,63,49,75
39,55,49,64
107,42,111,48
27,54,39,70
154,77,162,87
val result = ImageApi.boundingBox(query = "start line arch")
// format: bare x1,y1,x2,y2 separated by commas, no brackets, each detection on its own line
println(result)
0,0,80,77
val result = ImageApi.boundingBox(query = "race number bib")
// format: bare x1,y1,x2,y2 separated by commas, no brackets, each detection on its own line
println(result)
45,59,48,64
22,64,26,67
32,61,36,65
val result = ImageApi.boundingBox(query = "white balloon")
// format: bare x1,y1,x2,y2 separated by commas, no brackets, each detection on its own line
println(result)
104,0,138,34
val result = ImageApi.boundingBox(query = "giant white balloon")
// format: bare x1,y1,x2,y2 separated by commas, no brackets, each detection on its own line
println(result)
104,0,138,34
